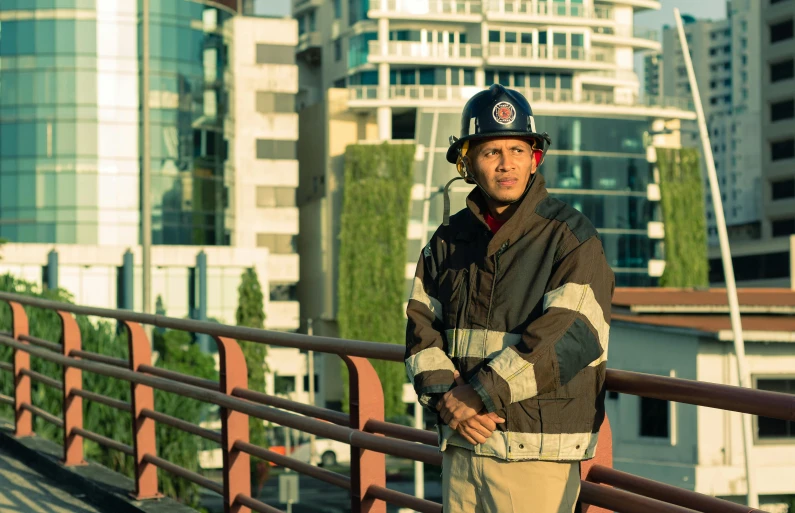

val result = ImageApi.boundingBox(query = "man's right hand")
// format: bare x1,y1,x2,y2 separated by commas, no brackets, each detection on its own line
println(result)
455,412,505,445
450,370,504,445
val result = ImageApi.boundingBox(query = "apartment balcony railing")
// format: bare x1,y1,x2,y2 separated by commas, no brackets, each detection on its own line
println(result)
0,291,783,513
368,41,483,62
369,0,482,16
593,25,660,43
487,43,615,64
487,0,613,19
348,85,694,113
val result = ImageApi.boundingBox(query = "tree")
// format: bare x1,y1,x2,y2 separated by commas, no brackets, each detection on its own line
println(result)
337,143,415,421
0,275,216,510
0,238,6,261
235,268,269,479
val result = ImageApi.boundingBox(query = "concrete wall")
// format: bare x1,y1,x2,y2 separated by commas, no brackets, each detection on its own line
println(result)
607,323,700,490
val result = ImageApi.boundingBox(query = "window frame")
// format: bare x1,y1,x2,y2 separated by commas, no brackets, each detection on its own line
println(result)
752,375,795,444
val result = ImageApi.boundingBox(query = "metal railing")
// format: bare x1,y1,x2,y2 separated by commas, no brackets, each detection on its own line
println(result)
370,0,482,15
593,25,660,42
487,43,616,64
368,41,483,60
487,0,613,19
1,291,790,513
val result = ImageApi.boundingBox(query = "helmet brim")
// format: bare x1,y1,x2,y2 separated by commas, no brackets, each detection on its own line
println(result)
446,132,548,164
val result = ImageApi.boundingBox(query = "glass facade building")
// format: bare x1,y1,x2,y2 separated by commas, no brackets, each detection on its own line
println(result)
409,110,662,288
0,0,235,246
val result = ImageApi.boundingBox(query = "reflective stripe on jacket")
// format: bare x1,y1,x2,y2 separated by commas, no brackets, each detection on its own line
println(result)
405,173,615,462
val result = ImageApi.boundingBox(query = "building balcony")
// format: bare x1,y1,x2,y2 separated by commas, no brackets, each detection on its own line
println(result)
486,0,614,24
579,69,639,86
347,85,695,119
592,25,661,51
292,0,323,15
486,43,614,70
368,0,482,21
266,301,300,331
367,41,483,66
595,0,661,11
297,31,322,64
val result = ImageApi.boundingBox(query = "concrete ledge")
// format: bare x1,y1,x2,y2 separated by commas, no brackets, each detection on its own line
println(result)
0,419,197,513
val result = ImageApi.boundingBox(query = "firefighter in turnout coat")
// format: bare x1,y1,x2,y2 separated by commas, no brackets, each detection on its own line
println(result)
405,84,615,513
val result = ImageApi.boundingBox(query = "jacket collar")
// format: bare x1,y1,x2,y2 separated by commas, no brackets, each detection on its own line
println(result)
465,173,549,257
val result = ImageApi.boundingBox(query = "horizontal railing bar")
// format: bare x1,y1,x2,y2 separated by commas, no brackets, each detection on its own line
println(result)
580,481,698,513
72,427,134,456
234,494,285,513
141,408,222,444
587,465,760,513
22,403,64,428
0,334,444,466
142,453,224,495
235,440,351,490
72,389,131,412
138,365,218,391
0,361,12,372
0,394,13,406
364,419,438,446
366,484,441,513
21,368,63,390
19,334,61,352
0,292,404,361
69,350,127,368
606,369,795,422
232,388,349,426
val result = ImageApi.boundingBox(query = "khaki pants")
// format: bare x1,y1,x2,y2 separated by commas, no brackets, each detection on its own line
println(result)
442,445,580,513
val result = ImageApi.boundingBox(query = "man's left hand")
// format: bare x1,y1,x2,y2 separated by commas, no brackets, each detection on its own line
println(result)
436,372,485,429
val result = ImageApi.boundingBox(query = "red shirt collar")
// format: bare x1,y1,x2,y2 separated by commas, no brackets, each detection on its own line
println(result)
484,211,506,233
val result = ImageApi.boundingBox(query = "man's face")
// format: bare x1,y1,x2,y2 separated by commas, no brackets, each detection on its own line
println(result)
468,137,537,205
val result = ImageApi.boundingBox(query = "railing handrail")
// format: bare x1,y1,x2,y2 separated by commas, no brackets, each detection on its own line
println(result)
0,291,786,513
1,291,792,422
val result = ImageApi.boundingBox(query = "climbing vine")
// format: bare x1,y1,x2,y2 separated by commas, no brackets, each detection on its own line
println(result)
656,147,709,288
337,142,415,421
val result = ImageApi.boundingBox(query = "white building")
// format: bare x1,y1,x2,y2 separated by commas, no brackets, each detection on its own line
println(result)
609,288,795,511
659,5,763,246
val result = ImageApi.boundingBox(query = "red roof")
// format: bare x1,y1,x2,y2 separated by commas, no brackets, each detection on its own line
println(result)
612,314,795,334
614,288,795,308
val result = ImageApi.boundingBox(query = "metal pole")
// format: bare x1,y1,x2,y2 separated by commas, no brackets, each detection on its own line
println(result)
307,319,317,466
674,9,758,508
141,0,152,335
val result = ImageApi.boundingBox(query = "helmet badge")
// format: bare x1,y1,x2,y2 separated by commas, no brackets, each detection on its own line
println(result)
492,102,516,125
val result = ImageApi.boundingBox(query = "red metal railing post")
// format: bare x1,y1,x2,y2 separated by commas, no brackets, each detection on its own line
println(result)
581,414,613,513
343,355,386,513
215,335,251,513
59,311,86,466
124,321,161,499
9,302,32,437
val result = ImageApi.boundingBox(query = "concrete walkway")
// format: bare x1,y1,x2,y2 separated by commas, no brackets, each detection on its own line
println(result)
0,448,102,513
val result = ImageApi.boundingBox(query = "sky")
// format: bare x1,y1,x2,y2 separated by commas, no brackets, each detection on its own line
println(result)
258,0,729,92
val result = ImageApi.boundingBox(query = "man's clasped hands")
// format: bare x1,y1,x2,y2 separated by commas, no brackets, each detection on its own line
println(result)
435,371,505,445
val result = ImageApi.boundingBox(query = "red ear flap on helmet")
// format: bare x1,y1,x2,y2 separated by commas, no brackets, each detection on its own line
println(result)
533,149,543,167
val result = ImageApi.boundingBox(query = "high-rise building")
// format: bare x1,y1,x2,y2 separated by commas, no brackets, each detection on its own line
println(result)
295,0,696,350
644,51,662,100
659,5,762,247
0,2,300,331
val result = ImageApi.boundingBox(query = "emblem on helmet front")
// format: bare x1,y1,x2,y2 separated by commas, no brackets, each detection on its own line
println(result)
492,102,516,125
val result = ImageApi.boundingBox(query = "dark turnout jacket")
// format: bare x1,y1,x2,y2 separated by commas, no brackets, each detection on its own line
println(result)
405,174,614,462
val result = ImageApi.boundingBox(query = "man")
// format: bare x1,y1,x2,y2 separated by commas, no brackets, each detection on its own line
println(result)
405,84,614,513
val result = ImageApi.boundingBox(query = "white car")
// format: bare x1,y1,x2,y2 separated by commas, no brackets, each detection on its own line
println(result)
291,437,350,467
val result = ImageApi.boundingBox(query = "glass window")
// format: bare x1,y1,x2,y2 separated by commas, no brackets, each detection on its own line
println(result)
544,74,556,89
256,139,296,160
771,59,794,82
640,397,669,438
334,39,342,61
553,33,566,46
772,139,795,161
334,0,342,18
75,20,97,55
16,21,36,55
256,92,296,114
55,20,77,56
450,68,460,86
529,73,541,88
498,71,511,86
256,44,296,65
756,379,795,439
489,30,501,43
400,69,416,85
419,68,434,85
538,31,547,45
772,219,795,237
256,187,296,207
770,19,793,43
514,74,526,87
459,33,467,44
521,32,533,44
463,69,474,86
571,33,584,46
772,99,795,122
505,32,517,44
390,69,398,85
560,74,572,89
76,121,97,157
36,20,57,54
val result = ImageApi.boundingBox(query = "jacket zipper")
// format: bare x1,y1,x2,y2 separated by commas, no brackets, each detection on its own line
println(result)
485,241,509,445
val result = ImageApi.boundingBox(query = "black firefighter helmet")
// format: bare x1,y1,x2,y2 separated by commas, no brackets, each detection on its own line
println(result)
446,84,551,179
